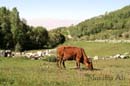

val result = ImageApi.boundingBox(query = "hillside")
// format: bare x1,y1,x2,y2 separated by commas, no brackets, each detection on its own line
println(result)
52,5,130,40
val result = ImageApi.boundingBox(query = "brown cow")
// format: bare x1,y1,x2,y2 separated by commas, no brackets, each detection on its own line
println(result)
57,46,93,70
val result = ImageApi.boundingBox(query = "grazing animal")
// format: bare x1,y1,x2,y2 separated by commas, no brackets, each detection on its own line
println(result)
57,46,93,70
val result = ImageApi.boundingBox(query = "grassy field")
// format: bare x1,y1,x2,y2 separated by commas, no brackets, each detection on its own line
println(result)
0,57,130,86
0,41,130,86
63,40,130,57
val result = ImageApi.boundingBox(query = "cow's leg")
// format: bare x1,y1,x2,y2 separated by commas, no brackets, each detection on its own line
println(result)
62,60,66,68
57,58,60,68
76,58,80,69
59,58,63,68
76,62,80,69
57,57,63,68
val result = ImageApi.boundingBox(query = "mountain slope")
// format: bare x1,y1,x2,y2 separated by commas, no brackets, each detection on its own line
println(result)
52,5,130,40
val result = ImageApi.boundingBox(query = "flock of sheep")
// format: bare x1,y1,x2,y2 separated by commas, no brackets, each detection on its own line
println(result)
93,52,130,60
0,49,130,61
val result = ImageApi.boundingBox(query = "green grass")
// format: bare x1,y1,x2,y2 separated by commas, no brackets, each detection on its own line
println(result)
0,41,130,86
62,40,130,57
0,57,130,86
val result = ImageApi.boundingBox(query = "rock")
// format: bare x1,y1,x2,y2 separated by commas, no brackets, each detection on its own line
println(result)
113,54,121,59
120,54,129,59
93,56,99,60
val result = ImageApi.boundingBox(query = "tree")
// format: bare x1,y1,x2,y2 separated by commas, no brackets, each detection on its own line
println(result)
10,7,20,45
15,42,22,52
48,32,65,48
0,7,13,49
31,26,48,48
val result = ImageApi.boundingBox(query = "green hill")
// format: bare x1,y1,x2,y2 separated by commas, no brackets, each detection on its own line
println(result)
52,5,130,40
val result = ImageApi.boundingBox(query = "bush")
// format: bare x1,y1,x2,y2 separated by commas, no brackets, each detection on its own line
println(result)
44,55,57,62
122,32,130,39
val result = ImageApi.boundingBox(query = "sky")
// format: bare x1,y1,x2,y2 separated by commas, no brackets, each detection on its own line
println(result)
0,0,130,30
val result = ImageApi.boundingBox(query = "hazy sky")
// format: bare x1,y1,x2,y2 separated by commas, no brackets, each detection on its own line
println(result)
0,0,130,29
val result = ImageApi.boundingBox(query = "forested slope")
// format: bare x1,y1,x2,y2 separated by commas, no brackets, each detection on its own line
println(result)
53,5,130,40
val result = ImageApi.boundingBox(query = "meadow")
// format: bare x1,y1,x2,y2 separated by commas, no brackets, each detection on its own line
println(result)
63,40,130,57
0,41,130,86
0,57,130,86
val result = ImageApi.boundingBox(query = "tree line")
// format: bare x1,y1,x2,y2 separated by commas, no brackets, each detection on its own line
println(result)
0,7,65,51
53,5,130,40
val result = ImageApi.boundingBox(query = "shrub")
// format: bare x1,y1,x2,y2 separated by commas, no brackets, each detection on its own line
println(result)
44,55,57,62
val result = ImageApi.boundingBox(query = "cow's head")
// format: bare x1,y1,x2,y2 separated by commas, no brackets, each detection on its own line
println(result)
88,58,93,70
85,58,93,70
